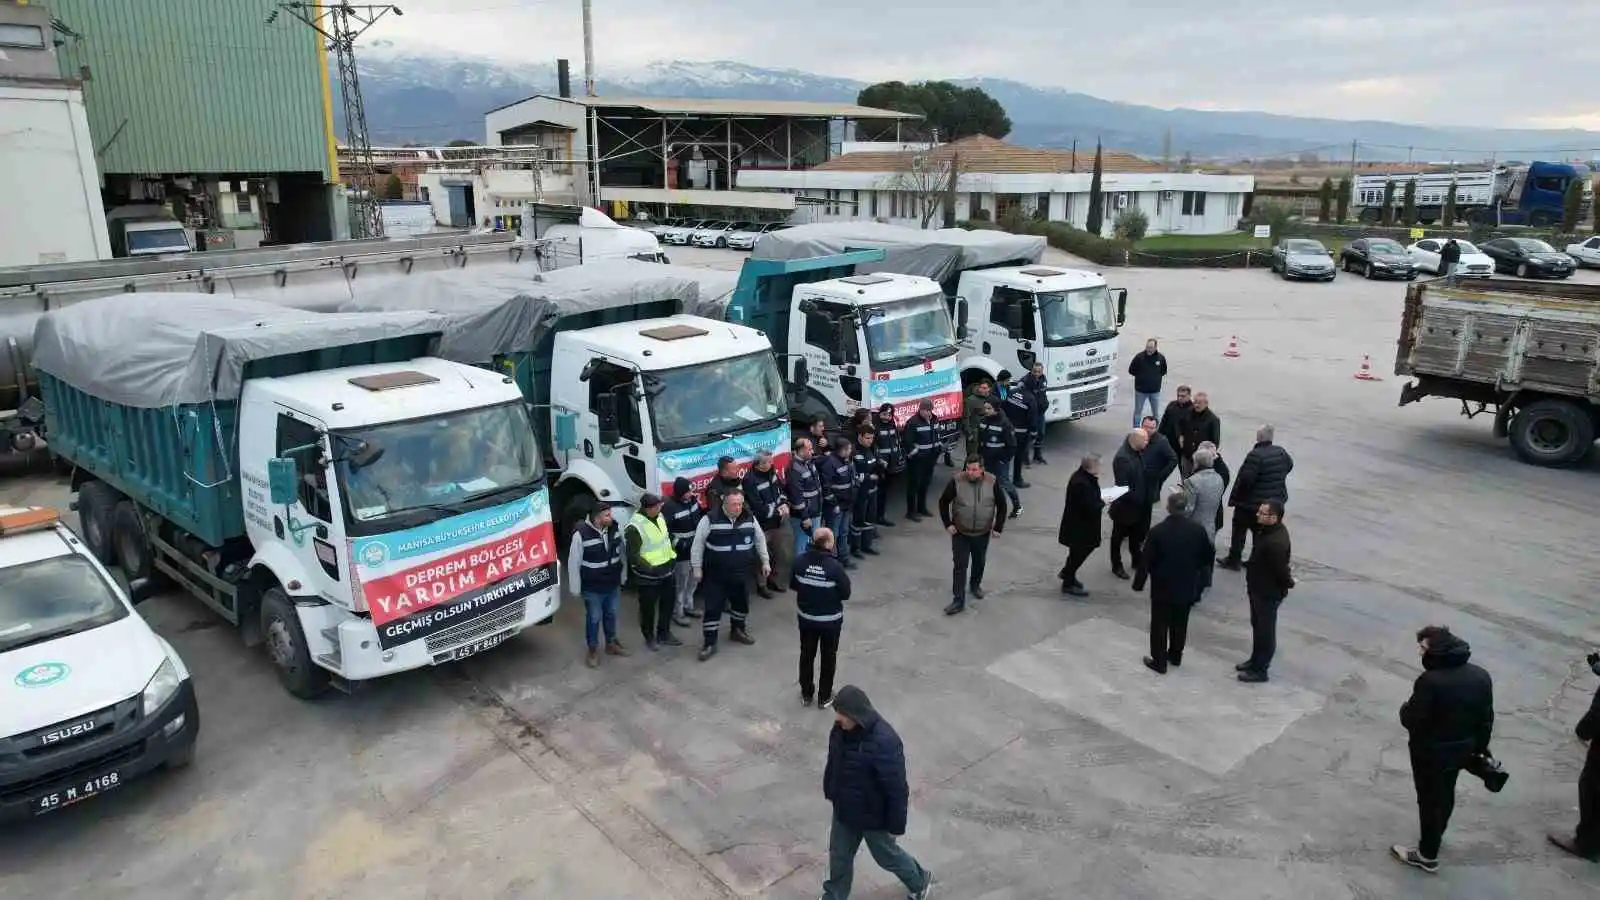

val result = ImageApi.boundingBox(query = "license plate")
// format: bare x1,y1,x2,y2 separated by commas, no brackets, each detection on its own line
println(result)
1069,407,1107,421
34,769,123,815
439,630,511,663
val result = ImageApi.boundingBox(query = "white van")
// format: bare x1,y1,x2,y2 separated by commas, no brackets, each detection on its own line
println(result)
0,507,197,821
531,207,669,270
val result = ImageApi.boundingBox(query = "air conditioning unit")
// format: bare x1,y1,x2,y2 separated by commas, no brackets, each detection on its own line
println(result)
1161,191,1174,201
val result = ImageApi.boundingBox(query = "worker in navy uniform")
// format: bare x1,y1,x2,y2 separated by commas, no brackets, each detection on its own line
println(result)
663,476,704,627
624,492,682,652
1020,361,1050,465
977,399,1023,518
566,502,630,668
900,399,941,521
742,449,790,598
690,489,770,661
703,455,745,511
786,437,824,559
818,436,858,568
871,403,905,528
849,426,884,559
998,370,1033,489
791,526,852,708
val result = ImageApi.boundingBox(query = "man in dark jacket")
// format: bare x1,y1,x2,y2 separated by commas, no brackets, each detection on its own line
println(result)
977,399,1022,516
999,370,1034,488
703,456,745,511
1178,391,1223,475
1057,453,1105,597
786,437,823,559
871,404,905,528
663,476,704,626
742,450,790,598
1219,424,1294,570
1020,361,1050,464
1128,337,1168,427
1238,500,1293,683
849,426,883,559
1548,652,1600,861
1156,385,1194,464
963,379,995,456
938,456,1008,615
1391,626,1496,873
821,685,934,900
1140,415,1179,503
900,400,941,521
791,527,851,708
818,436,858,568
1439,238,1462,276
1133,492,1213,673
1109,429,1150,580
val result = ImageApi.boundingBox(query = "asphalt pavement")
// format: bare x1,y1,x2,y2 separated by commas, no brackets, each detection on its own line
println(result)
2,252,1598,899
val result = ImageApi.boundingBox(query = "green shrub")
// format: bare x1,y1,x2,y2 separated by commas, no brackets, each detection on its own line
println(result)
971,207,992,221
1112,208,1149,242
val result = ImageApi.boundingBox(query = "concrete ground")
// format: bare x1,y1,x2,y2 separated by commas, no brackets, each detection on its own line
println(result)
3,251,1599,900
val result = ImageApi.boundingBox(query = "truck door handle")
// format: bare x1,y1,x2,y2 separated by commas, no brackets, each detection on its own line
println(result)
273,516,284,539
982,342,991,354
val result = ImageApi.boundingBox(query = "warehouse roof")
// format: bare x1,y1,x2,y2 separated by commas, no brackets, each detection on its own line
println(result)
487,94,922,120
812,135,1164,174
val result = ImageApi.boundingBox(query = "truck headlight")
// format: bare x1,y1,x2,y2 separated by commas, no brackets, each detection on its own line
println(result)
142,658,181,717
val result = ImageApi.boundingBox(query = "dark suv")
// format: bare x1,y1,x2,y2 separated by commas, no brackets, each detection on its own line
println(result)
1340,238,1416,280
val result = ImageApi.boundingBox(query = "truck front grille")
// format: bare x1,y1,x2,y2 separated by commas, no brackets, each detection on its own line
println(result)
0,740,145,803
1071,386,1110,413
425,599,527,657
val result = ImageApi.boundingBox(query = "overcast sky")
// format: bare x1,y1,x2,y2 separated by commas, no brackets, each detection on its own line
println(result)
377,0,1598,130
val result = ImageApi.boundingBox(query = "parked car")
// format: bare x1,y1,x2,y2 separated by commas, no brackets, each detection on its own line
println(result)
725,222,787,251
1269,238,1336,281
642,217,684,237
1405,238,1496,276
1565,235,1600,268
1339,237,1417,279
660,219,707,245
1479,237,1575,278
690,221,736,248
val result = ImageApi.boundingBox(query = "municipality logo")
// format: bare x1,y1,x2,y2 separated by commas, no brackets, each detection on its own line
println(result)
15,662,70,689
359,542,388,568
528,492,548,514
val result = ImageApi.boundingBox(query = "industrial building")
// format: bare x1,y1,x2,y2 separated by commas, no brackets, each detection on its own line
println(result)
34,0,342,249
483,87,920,218
737,135,1256,236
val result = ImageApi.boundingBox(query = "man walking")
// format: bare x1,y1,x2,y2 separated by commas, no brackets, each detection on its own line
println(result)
820,685,935,900
792,527,851,709
567,504,630,668
1057,453,1105,597
1237,500,1293,683
1219,425,1294,571
1000,370,1034,488
786,437,823,559
1391,625,1495,873
663,477,704,626
742,450,790,598
977,399,1022,517
849,426,884,559
1128,337,1168,426
938,455,1008,616
1108,429,1149,580
1020,361,1050,464
1179,391,1222,476
624,493,682,651
690,490,769,661
963,379,995,457
1157,384,1194,467
1439,238,1462,277
901,400,941,521
1547,652,1600,861
872,403,905,527
1141,415,1179,506
819,436,859,568
1133,492,1213,673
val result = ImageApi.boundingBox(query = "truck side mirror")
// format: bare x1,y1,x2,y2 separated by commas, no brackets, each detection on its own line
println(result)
793,357,810,387
578,357,603,382
554,410,578,451
596,394,620,447
1112,288,1128,327
267,457,299,506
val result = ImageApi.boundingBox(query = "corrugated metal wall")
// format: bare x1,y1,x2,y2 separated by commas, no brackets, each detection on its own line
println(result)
46,0,331,178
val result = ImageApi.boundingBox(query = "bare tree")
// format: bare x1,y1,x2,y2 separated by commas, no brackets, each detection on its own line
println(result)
883,150,964,229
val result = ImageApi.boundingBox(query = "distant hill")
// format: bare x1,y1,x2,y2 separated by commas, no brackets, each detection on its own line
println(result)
344,46,1600,164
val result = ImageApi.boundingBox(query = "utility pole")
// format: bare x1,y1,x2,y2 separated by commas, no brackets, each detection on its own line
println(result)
269,2,402,239
581,0,595,96
1348,139,1357,181
1071,138,1078,173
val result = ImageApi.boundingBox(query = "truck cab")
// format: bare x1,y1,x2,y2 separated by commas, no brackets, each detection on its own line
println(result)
103,205,191,257
950,265,1128,422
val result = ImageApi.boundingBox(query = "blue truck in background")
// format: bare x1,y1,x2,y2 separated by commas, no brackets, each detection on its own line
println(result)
1353,161,1593,226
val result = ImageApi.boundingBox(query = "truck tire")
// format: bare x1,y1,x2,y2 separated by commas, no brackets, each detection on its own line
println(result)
1508,399,1596,467
76,481,119,564
112,501,154,582
261,587,331,699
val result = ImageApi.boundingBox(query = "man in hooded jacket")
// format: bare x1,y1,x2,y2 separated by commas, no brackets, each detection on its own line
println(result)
1391,625,1495,874
821,685,934,900
1548,652,1600,861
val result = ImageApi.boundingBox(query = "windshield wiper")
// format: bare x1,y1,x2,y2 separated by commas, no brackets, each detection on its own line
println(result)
2,622,99,652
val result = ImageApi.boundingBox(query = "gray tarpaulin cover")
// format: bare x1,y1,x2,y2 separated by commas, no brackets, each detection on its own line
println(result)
31,292,448,408
537,259,740,320
751,222,1045,282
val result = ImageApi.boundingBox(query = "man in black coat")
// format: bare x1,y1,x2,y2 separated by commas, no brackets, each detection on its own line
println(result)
1128,337,1168,427
900,400,941,521
1057,453,1105,597
703,455,745,511
999,370,1034,488
1547,652,1600,861
1156,384,1194,464
821,685,934,900
1140,415,1179,503
1133,492,1214,673
1391,626,1496,873
1020,361,1050,464
1108,429,1150,580
1177,391,1222,475
742,450,790,598
1219,424,1294,570
1237,500,1293,683
871,403,905,527
791,527,851,708
1439,238,1463,276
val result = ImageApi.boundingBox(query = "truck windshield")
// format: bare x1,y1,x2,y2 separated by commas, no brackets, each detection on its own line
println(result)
335,401,543,530
863,292,958,368
647,350,788,449
0,555,129,654
1037,285,1117,347
125,228,190,255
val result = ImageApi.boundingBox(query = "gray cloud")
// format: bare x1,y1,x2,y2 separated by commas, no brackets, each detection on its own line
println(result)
378,0,1600,128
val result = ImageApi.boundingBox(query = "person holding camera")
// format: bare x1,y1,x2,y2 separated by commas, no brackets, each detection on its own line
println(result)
1548,651,1600,862
1391,625,1495,874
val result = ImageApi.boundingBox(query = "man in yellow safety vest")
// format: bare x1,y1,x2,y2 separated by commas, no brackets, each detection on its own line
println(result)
626,493,682,651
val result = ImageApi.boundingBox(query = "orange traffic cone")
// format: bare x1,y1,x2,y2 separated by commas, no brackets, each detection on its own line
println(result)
1354,355,1381,381
1222,336,1240,358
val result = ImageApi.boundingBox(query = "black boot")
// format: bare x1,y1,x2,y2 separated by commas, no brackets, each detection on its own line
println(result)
943,598,965,615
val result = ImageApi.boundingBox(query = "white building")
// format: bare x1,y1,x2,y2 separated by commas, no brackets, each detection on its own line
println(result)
737,136,1254,236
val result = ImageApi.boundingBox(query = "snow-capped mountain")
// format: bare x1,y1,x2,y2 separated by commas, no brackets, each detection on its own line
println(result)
343,46,1600,161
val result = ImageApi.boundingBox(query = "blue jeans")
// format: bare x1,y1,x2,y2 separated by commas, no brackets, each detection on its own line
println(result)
990,454,1020,507
792,517,813,559
1133,390,1161,426
581,588,620,649
822,816,929,900
828,508,852,560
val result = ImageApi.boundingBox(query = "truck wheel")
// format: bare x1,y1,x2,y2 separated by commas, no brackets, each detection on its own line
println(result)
1508,399,1596,467
261,588,330,699
76,481,119,564
112,501,154,581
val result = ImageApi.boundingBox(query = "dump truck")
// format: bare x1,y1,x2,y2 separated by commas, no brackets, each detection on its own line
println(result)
34,293,560,698
750,223,1129,429
1395,278,1600,467
336,263,791,534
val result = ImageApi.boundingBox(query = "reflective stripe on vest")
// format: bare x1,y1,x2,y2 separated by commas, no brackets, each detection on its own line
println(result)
577,520,623,588
666,503,700,541
908,420,938,451
982,420,1007,450
703,511,759,571
626,514,675,567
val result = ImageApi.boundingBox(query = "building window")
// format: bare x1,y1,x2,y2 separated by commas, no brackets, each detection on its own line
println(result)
1226,194,1240,217
1181,191,1207,216
236,193,253,214
420,186,430,202
0,23,46,49
1062,194,1074,222
1036,193,1051,218
969,192,983,217
868,191,878,217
